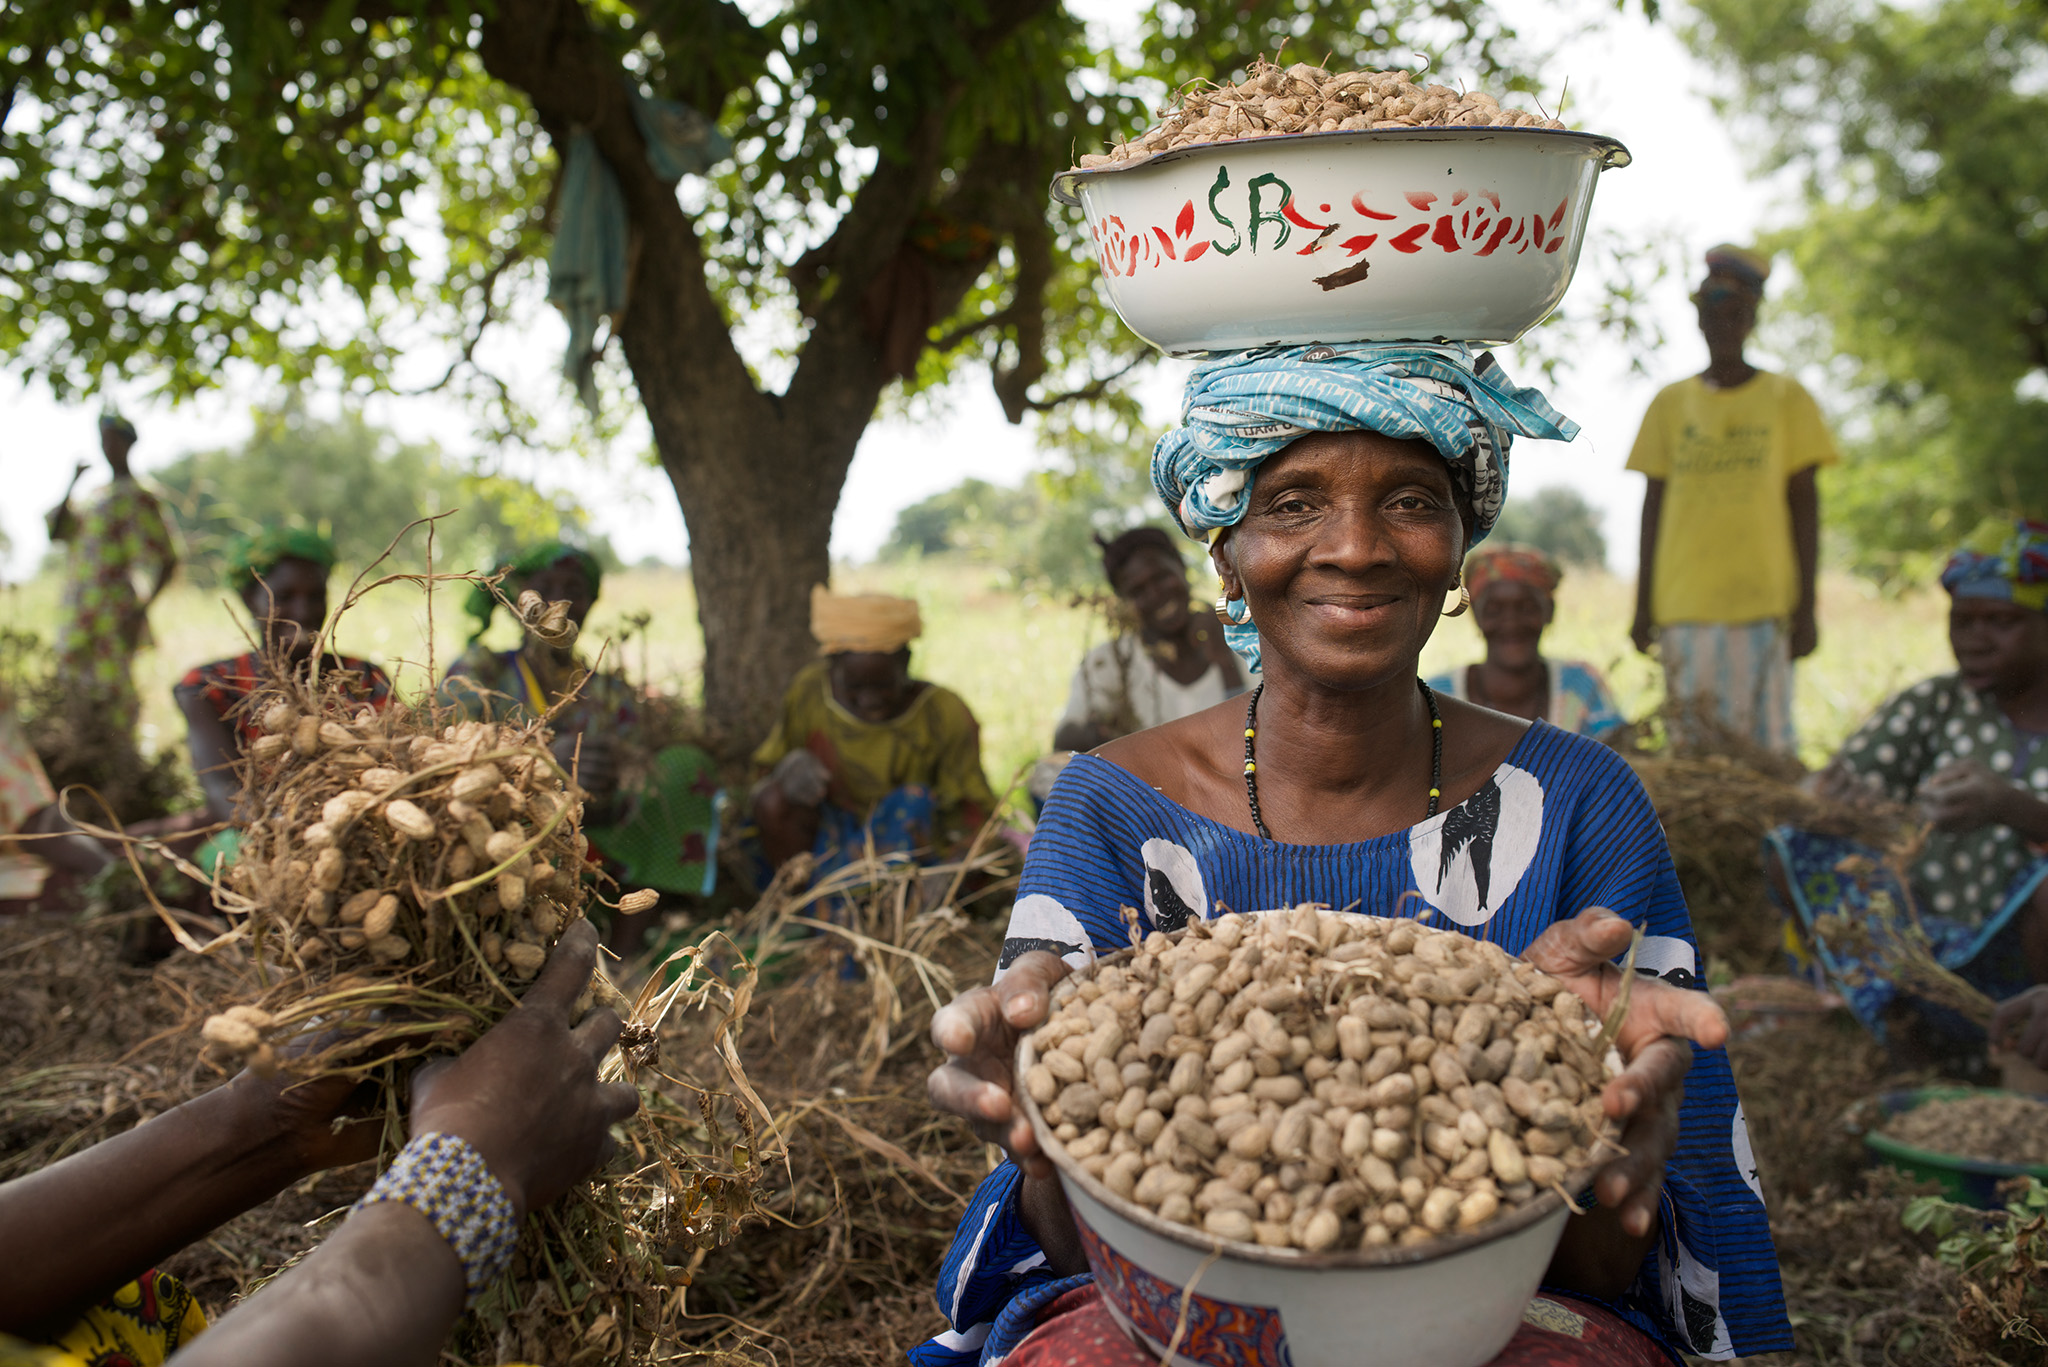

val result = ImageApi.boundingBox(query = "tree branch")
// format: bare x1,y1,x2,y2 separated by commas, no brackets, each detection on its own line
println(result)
782,0,1061,422
1013,351,1147,415
930,302,1024,356
399,249,523,396
474,0,766,430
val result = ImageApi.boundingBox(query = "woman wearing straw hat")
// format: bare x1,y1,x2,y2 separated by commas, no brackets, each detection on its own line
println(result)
918,343,1789,1365
750,586,996,889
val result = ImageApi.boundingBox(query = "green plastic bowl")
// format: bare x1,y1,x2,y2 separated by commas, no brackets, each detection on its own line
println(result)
1861,1086,2048,1208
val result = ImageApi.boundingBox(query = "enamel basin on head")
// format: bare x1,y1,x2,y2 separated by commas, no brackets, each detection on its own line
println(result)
1049,127,1630,354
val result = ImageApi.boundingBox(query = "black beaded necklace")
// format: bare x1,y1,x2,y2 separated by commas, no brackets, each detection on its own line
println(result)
1241,678,1444,841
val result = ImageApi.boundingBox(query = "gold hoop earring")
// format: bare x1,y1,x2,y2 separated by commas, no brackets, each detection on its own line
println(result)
1442,580,1470,617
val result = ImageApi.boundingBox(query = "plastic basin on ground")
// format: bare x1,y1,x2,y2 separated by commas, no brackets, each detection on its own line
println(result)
1861,1086,2048,1207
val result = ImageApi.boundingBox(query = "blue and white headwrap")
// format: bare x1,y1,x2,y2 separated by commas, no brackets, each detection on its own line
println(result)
1150,342,1579,670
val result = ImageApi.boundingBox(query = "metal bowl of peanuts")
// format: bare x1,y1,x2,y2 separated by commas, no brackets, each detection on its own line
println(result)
1048,63,1628,355
1015,906,1619,1367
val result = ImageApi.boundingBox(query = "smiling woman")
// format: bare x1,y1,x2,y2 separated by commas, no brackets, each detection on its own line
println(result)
1050,528,1249,757
1427,546,1625,740
917,343,1792,1366
1767,518,2048,1059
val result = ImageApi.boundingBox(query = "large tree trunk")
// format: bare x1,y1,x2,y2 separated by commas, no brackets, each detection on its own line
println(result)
635,374,862,757
479,0,1054,755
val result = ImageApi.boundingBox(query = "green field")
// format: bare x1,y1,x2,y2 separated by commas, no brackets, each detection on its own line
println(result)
0,561,1952,785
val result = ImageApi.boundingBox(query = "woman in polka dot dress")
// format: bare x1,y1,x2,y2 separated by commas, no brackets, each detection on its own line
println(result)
1766,519,2048,1045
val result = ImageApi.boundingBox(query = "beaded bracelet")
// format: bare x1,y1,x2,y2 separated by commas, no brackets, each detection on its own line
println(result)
353,1131,519,1305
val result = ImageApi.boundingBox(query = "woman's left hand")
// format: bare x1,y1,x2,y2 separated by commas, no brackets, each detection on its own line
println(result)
1918,760,2018,832
1524,907,1730,1239
228,1056,385,1178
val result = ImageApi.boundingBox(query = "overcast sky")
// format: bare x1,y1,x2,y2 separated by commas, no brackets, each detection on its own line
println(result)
0,0,1801,583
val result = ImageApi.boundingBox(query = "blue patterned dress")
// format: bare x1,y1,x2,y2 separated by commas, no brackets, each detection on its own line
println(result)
913,723,1789,1365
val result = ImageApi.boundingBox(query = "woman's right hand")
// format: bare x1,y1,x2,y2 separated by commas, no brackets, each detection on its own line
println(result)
768,749,831,808
928,951,1072,1178
1991,985,2048,1071
407,921,639,1216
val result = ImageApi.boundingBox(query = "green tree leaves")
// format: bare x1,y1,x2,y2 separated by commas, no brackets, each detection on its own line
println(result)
1689,0,2048,579
148,403,605,585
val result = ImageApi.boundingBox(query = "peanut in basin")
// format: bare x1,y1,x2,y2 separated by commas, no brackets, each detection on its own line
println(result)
1024,905,1618,1254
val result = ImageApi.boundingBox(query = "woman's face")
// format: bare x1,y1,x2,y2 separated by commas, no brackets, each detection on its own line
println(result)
523,557,598,630
1472,580,1553,669
241,556,328,657
1950,598,2048,696
831,649,915,723
1111,547,1192,635
1213,432,1465,689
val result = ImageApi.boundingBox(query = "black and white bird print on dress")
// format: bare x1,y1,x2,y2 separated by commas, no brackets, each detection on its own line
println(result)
1408,764,1545,927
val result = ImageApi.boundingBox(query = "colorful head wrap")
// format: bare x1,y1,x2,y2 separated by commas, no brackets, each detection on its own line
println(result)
1703,243,1771,292
1464,544,1562,604
1940,518,2048,612
227,526,337,592
1095,526,1183,591
1150,343,1578,670
811,585,923,655
464,540,604,641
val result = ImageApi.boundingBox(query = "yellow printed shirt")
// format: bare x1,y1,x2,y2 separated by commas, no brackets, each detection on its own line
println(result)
753,661,996,844
0,1271,208,1367
1626,372,1839,626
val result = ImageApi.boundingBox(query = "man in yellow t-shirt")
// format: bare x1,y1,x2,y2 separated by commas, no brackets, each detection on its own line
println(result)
1627,244,1839,754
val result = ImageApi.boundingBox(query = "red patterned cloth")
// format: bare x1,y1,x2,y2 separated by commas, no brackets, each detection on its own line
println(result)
177,652,392,746
52,480,178,737
1004,1284,1671,1367
1464,543,1563,603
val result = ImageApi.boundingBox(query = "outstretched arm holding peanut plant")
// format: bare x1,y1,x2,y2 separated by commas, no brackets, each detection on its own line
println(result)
176,921,637,1367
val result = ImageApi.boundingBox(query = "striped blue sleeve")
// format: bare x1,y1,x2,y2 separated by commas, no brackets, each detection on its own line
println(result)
1553,740,1792,1358
997,761,1150,980
917,768,1145,1364
915,1162,1070,1365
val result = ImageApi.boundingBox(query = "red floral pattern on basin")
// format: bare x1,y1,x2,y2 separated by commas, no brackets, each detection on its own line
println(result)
1076,1215,1294,1367
1090,161,1571,279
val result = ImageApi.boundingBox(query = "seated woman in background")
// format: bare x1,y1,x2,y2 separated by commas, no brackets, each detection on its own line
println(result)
442,542,719,941
1767,518,2047,1051
1425,544,1624,740
1052,527,1249,754
176,530,390,855
751,587,996,888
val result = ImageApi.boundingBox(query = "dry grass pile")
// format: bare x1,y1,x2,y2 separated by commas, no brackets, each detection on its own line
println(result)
639,836,1019,1365
0,626,190,824
1624,746,1910,974
0,908,352,1316
1720,1008,2048,1365
0,912,240,1180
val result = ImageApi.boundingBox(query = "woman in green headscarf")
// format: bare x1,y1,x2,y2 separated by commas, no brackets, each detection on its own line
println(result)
440,544,720,941
175,528,391,828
